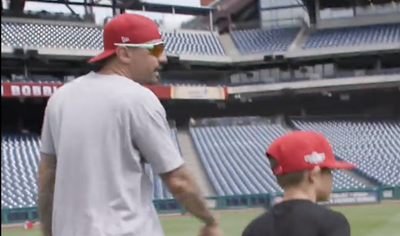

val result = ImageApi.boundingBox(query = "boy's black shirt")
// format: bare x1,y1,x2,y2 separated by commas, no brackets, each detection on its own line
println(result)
242,199,351,236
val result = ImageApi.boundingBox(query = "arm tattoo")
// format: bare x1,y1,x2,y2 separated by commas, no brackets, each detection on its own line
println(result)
37,153,57,236
161,165,216,225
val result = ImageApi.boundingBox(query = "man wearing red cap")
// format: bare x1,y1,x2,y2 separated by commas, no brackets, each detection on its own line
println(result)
37,13,222,236
241,131,354,236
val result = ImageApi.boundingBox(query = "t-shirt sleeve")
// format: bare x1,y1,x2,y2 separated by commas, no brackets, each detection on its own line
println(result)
130,91,184,175
324,212,351,236
40,100,56,155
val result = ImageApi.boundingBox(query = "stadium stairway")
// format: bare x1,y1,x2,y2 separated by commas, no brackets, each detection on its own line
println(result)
291,27,312,50
177,129,215,197
287,26,308,52
341,169,376,187
218,34,240,57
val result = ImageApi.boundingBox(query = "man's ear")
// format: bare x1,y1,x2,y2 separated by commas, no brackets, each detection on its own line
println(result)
115,47,131,64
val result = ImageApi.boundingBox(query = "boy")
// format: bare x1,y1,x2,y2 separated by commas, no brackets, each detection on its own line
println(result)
242,131,355,236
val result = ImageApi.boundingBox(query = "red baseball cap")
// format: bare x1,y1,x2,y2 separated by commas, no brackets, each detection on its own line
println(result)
266,130,356,175
89,13,162,63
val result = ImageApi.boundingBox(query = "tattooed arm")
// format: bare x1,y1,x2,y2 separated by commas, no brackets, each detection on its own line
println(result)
37,153,56,236
38,95,57,236
160,165,217,225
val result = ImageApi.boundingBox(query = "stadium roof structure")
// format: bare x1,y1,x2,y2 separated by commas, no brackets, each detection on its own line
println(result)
301,0,393,10
27,0,216,16
215,0,254,18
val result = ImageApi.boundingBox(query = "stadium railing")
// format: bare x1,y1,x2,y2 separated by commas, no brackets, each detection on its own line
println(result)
2,186,400,224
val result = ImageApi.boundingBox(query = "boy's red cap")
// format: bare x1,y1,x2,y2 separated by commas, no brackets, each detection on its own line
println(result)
267,131,356,175
89,13,162,63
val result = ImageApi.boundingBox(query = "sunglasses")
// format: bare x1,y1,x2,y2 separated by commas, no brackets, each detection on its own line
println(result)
114,42,165,57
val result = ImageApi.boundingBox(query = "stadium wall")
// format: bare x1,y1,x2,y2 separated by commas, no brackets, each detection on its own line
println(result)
258,0,307,28
2,187,400,224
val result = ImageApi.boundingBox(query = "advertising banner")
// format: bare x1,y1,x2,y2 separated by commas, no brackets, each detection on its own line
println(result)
319,191,379,205
271,190,379,206
382,189,394,199
1,82,172,99
171,86,226,100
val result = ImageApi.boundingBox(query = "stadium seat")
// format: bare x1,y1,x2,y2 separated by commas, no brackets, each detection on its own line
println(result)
293,119,400,186
1,129,180,209
1,21,225,56
231,28,300,54
303,23,400,49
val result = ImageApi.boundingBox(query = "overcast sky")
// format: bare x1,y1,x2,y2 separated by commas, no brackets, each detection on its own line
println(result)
23,0,203,28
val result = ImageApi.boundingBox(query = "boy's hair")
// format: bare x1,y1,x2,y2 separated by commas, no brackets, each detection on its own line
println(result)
267,155,305,188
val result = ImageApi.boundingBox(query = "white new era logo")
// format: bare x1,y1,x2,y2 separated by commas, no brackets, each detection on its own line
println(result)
304,152,326,164
121,37,130,43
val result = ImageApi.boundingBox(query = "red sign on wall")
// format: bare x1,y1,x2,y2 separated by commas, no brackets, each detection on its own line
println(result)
1,82,172,99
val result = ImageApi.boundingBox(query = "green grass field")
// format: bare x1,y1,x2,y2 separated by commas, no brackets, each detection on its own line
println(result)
2,204,400,236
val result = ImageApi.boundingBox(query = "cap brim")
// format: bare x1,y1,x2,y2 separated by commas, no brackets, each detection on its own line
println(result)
325,161,356,170
88,49,116,63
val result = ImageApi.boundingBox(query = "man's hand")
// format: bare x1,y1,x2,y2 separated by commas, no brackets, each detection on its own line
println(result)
199,223,224,236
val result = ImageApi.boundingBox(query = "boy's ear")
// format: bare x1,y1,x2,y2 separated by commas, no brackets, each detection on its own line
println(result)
308,166,322,184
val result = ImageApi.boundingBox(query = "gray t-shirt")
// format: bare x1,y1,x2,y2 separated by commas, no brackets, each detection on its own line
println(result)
40,72,184,236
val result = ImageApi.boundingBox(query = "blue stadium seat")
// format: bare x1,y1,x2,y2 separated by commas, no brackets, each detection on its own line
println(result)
231,28,300,54
1,129,180,209
1,21,225,56
293,119,400,186
303,23,400,49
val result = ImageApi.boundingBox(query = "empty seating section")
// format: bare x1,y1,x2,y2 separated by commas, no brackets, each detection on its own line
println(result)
231,28,300,54
1,130,180,208
2,20,398,56
2,119,397,209
333,170,366,190
190,122,287,196
293,119,400,186
303,23,400,49
1,22,103,50
189,118,367,196
1,133,40,209
1,21,225,56
163,31,225,56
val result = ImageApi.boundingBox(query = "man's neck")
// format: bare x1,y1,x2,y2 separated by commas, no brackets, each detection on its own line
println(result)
98,63,132,81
